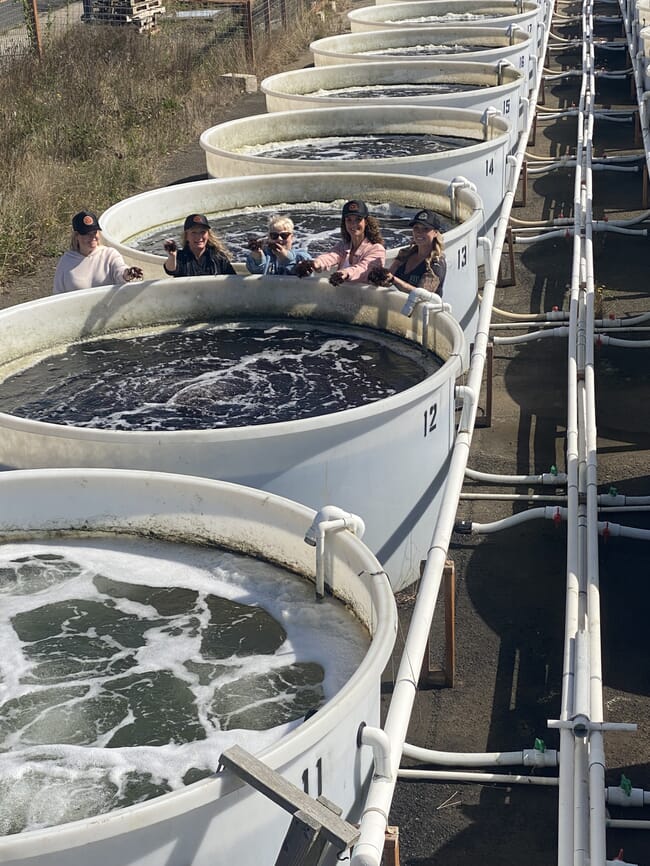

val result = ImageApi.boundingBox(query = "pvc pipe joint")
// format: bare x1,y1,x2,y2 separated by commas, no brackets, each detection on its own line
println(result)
357,723,393,781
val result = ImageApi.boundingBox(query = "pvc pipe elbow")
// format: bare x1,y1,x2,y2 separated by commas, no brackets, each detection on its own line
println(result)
358,724,393,780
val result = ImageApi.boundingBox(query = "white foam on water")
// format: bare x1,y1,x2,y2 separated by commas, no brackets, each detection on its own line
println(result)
0,537,369,833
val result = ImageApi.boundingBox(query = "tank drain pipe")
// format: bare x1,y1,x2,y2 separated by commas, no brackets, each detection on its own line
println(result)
303,506,365,600
596,334,650,348
456,507,650,537
402,742,559,768
351,10,556,863
357,724,392,781
492,326,570,344
398,769,559,786
400,287,447,318
465,467,568,485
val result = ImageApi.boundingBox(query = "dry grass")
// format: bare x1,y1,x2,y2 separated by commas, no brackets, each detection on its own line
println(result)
0,4,338,285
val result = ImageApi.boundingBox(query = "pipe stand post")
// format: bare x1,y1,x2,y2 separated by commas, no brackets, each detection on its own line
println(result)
419,560,456,688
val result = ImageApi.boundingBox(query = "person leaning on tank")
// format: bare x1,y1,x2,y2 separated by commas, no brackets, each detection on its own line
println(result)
163,214,236,278
294,200,386,286
367,209,447,297
53,211,143,294
245,214,311,276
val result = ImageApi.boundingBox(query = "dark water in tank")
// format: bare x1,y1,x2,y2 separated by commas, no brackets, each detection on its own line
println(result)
239,132,478,161
0,320,441,431
127,203,449,260
303,82,487,99
0,537,368,833
359,42,495,56
384,12,510,24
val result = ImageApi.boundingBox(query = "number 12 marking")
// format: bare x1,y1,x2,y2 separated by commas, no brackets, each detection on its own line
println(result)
424,403,438,437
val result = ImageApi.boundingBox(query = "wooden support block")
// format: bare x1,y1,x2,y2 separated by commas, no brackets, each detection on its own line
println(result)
384,825,401,866
418,560,456,688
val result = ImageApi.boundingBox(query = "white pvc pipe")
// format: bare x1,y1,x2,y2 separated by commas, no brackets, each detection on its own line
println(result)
351,9,556,864
402,743,559,767
397,769,559,785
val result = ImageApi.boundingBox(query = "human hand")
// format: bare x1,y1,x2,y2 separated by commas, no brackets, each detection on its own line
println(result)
367,267,393,287
329,271,348,287
247,236,265,252
295,259,315,278
163,239,178,254
125,266,143,281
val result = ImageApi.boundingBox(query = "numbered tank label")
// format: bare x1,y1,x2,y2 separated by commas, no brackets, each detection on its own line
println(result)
503,97,511,116
423,403,438,438
457,245,468,270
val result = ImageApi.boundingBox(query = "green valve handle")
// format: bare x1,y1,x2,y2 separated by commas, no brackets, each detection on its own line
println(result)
534,738,546,753
620,774,632,796
609,486,618,497
550,465,558,476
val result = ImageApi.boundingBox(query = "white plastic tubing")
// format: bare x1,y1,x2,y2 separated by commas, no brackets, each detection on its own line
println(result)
350,7,557,866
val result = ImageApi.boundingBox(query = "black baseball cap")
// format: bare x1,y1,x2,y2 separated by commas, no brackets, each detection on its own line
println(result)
72,211,101,234
184,213,211,230
409,210,442,230
342,200,369,219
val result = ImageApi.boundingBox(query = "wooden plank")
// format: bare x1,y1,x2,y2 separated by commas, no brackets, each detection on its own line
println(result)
274,810,328,866
219,745,359,849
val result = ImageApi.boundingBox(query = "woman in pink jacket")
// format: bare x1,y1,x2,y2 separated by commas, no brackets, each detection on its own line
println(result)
295,200,386,286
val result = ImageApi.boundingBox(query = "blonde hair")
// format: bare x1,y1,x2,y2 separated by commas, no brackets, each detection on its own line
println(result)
70,230,102,252
182,227,232,260
396,232,445,287
268,214,294,234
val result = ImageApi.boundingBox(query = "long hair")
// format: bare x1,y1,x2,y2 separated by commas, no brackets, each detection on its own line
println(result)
182,228,232,260
396,232,445,282
340,214,384,246
70,230,103,252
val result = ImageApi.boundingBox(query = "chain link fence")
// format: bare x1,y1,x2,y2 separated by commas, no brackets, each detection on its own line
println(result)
0,0,313,64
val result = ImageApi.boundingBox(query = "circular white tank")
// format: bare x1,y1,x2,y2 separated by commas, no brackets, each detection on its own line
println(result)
0,467,396,866
98,172,481,290
199,104,510,238
310,25,534,86
261,59,526,150
348,0,540,41
0,280,464,592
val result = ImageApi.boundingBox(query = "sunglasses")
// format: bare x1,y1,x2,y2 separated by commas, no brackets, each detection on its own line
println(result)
269,231,292,240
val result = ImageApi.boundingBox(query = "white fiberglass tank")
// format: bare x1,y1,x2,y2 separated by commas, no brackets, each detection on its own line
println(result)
348,0,540,42
0,279,465,592
200,104,509,238
0,468,396,866
310,25,534,86
98,172,481,293
261,59,526,151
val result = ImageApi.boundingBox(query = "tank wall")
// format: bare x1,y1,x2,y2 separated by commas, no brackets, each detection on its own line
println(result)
308,28,534,98
261,61,525,146
348,1,539,34
0,470,396,866
199,107,510,240
99,172,481,282
0,282,465,591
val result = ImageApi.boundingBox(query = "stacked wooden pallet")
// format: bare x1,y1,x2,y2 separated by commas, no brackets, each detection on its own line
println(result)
82,0,165,32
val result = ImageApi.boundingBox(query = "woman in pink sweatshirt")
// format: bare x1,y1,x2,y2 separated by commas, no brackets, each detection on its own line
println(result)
295,200,386,286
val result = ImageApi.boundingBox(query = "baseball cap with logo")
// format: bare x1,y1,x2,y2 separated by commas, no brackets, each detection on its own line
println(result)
72,211,101,234
184,214,211,231
342,200,369,219
408,210,442,230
